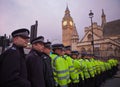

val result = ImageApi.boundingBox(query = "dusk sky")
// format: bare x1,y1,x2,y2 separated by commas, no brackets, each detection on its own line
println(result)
0,0,120,43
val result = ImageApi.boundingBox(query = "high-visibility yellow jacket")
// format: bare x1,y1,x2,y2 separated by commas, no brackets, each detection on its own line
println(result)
81,59,91,79
50,53,70,87
63,55,79,83
89,58,97,75
94,60,101,75
84,59,95,78
78,59,85,80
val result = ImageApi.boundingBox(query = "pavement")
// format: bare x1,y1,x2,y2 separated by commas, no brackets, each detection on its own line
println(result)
114,62,120,78
101,78,120,87
100,62,120,87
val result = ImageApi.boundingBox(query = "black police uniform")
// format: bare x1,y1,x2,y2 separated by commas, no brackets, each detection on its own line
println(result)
26,50,46,87
41,53,55,87
43,41,55,87
26,36,55,87
0,44,31,87
26,50,55,87
0,28,31,87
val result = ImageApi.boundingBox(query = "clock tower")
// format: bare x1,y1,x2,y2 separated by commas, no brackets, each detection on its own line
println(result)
62,6,74,46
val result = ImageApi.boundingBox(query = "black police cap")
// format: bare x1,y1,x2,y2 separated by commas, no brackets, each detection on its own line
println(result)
31,36,44,44
52,44,64,50
44,41,52,49
64,46,71,50
11,28,29,38
71,51,79,55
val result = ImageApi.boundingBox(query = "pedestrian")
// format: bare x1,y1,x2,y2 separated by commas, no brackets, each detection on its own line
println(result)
0,28,31,87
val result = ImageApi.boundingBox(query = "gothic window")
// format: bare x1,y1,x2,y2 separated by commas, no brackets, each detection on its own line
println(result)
87,34,92,41
107,47,113,51
115,38,120,43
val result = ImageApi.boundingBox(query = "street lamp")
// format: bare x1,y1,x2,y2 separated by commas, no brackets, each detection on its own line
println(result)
89,10,94,55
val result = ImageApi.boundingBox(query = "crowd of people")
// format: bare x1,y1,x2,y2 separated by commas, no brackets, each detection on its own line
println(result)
0,28,119,87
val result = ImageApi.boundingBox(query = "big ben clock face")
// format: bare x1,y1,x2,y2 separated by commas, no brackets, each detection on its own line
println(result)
69,21,73,26
63,21,67,26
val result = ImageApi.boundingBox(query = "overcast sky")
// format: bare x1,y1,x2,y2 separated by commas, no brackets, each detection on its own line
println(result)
0,0,120,43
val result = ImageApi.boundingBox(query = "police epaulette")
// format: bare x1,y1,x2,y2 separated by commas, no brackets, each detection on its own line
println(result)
33,52,38,56
43,56,47,59
11,47,16,50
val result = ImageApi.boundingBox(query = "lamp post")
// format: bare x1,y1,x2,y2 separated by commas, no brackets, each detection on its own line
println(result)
89,10,94,55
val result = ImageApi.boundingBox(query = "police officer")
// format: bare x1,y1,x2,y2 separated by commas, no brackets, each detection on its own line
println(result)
80,54,91,87
71,51,81,87
26,36,50,87
50,44,70,87
64,46,79,87
43,41,55,87
44,41,52,55
0,28,31,87
71,51,79,59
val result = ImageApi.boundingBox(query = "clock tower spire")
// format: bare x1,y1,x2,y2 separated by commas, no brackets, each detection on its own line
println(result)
62,6,74,46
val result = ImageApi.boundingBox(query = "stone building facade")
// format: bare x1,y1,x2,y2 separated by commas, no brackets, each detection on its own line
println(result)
62,7,120,57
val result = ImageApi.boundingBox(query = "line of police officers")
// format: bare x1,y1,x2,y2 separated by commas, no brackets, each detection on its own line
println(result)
0,28,119,87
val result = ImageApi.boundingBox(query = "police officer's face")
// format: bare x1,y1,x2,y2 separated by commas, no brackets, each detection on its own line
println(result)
61,50,65,56
55,49,62,56
65,50,71,55
43,47,51,55
35,43,44,52
72,55,77,59
13,36,29,47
